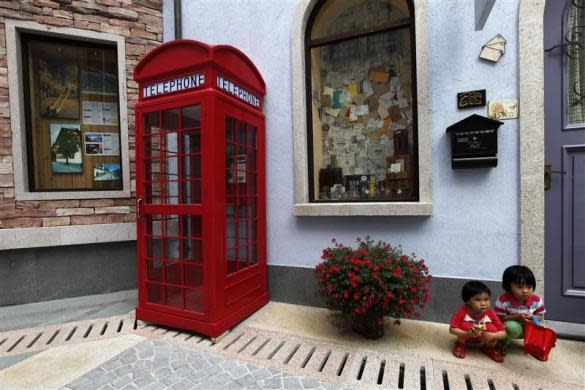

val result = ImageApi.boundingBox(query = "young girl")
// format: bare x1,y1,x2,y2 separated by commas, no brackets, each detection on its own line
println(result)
449,281,507,363
495,265,545,352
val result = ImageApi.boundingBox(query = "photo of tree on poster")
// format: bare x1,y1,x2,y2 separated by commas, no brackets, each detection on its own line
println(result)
49,124,83,173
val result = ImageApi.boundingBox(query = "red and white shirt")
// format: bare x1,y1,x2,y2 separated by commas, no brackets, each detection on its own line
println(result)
495,292,546,317
450,305,505,333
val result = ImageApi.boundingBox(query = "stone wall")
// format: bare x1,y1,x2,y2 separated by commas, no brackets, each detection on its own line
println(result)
0,0,162,229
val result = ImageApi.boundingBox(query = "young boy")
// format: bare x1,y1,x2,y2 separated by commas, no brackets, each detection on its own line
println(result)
495,265,545,352
449,281,507,363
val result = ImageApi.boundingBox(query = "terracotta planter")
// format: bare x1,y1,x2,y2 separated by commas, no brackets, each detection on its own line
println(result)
352,310,385,339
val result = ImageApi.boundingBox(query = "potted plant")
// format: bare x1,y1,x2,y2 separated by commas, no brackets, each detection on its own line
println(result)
314,237,432,339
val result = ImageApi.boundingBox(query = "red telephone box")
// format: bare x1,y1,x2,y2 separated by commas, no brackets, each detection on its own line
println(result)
133,40,269,337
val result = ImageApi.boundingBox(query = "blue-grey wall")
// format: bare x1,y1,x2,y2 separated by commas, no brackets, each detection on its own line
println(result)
165,0,521,281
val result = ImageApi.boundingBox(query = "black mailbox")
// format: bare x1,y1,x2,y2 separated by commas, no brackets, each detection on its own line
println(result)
446,114,503,169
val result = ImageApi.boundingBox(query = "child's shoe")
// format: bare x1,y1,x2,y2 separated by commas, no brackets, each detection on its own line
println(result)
452,341,465,359
497,341,508,356
481,346,504,363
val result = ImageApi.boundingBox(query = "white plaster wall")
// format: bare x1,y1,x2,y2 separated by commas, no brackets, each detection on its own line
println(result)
165,0,520,280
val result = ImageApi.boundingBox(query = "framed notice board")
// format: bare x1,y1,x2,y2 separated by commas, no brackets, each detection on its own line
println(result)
22,34,122,191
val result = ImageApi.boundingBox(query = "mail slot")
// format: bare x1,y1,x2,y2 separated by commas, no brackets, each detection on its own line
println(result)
446,114,503,169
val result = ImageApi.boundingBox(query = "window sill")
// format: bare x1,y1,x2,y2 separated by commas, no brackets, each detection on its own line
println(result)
293,202,432,216
15,189,131,201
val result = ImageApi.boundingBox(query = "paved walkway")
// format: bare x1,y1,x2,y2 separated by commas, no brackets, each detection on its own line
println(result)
0,290,583,389
62,340,343,390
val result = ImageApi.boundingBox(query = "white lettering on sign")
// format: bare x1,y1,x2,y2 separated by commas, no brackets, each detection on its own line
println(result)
143,73,205,98
216,75,260,108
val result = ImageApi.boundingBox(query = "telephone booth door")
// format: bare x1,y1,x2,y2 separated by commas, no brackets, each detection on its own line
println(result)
216,100,267,319
136,95,210,323
134,40,268,337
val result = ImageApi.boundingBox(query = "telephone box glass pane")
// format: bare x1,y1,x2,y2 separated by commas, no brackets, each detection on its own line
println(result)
163,109,180,131
146,260,163,281
166,286,182,308
249,244,257,265
185,266,203,286
182,106,200,129
225,117,258,275
185,289,203,312
144,105,202,205
165,260,181,284
147,283,164,305
144,214,204,312
145,112,160,134
182,180,201,204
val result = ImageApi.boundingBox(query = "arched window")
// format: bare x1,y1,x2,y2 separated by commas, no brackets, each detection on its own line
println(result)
305,0,418,203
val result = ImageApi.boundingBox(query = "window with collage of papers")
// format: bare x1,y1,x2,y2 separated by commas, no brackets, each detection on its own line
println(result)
307,0,418,202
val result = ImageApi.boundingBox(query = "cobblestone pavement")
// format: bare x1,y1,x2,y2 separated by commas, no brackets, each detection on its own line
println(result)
61,340,347,390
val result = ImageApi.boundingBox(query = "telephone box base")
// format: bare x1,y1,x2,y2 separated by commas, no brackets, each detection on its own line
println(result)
135,293,270,338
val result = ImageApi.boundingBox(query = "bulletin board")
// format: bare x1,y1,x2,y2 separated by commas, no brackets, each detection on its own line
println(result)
22,34,122,191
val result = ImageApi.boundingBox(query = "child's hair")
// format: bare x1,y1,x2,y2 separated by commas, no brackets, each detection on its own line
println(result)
461,281,491,302
502,265,536,291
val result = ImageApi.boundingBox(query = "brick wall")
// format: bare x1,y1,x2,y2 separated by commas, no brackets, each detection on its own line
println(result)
0,0,163,229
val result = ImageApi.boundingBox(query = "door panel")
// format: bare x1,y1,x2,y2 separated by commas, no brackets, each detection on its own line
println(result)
225,116,259,275
215,98,267,312
544,0,585,323
137,102,207,319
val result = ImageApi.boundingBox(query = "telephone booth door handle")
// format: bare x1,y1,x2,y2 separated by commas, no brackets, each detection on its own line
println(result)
137,197,144,220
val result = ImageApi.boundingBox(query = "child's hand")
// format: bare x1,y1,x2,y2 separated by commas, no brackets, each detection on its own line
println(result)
471,324,487,335
519,313,531,323
481,332,499,343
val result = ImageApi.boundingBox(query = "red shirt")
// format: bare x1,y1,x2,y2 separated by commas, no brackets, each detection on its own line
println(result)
450,305,505,333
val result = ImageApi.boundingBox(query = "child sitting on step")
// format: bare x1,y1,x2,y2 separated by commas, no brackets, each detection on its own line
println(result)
495,265,545,354
449,281,507,363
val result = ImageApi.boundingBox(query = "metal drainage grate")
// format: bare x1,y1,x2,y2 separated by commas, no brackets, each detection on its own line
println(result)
0,312,138,358
1,318,579,390
138,325,579,390
139,325,432,389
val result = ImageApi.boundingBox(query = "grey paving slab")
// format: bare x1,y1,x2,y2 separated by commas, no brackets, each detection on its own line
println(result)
61,339,344,390
0,350,40,370
0,290,137,332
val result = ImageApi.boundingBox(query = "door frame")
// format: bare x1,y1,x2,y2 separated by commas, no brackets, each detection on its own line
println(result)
519,1,584,325
518,1,547,299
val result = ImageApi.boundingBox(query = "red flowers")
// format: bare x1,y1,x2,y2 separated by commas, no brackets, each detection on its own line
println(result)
314,237,432,324
393,266,402,277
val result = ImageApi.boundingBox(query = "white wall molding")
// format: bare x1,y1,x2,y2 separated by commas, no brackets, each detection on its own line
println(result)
0,223,136,250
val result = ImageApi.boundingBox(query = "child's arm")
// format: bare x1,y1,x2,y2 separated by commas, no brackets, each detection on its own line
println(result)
500,313,530,322
449,326,472,339
481,330,507,343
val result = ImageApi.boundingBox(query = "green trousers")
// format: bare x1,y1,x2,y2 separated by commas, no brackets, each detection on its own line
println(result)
504,320,524,344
